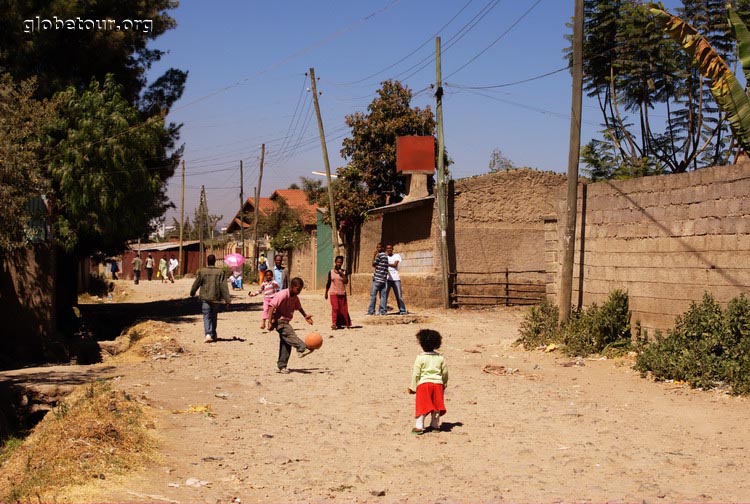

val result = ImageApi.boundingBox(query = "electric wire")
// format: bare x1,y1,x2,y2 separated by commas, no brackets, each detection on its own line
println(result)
328,0,476,86
444,0,543,79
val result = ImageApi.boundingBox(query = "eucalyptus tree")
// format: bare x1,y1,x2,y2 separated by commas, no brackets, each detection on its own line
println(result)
574,0,750,177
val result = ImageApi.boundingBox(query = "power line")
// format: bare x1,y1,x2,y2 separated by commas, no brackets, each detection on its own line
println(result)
459,87,599,126
171,0,403,113
445,0,544,79
328,0,476,86
445,66,568,90
397,0,503,84
277,75,310,158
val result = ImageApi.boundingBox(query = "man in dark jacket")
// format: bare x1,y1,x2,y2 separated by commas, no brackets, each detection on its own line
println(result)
190,254,231,343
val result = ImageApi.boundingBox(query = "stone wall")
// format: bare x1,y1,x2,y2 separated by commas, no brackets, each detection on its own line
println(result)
547,162,750,333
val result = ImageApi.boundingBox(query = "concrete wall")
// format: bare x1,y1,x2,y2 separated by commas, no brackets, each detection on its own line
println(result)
547,162,750,333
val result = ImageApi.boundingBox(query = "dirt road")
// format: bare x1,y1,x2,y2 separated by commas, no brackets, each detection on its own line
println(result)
67,278,750,502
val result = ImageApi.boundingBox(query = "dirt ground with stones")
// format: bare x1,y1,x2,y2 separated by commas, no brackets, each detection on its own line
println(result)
34,278,750,502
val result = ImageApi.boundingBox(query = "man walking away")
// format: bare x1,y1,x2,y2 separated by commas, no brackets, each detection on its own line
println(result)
131,254,143,285
190,254,231,343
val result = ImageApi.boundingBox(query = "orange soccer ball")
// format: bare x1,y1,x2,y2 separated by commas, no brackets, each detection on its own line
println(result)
305,332,323,350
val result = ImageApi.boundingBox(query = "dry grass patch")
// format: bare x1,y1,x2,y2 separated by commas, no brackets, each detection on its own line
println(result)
101,320,183,363
0,380,154,502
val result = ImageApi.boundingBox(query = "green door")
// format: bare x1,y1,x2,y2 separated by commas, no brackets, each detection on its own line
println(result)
316,211,333,290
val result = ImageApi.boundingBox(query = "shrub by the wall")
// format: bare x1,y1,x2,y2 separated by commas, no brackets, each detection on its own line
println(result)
562,289,631,357
517,290,631,356
635,293,750,394
516,299,560,350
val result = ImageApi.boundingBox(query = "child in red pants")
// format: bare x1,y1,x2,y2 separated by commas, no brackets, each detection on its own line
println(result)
324,255,352,330
408,329,448,434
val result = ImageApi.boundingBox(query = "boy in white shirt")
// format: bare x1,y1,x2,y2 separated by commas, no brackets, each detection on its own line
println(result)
385,244,407,315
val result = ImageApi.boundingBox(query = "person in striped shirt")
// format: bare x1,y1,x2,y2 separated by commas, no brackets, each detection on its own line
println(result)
367,242,389,316
249,269,280,330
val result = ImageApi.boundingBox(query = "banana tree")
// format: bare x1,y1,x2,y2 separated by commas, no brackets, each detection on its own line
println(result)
650,4,750,153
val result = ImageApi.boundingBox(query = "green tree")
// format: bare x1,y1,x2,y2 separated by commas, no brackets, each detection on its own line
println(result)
572,0,750,177
651,4,750,156
0,0,182,103
46,75,170,253
0,0,187,250
171,216,192,240
299,177,326,205
259,197,308,252
341,80,437,206
0,75,58,251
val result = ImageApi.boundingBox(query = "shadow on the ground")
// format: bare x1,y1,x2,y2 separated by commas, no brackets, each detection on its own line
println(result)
287,367,333,375
437,421,463,432
209,336,247,343
0,366,118,387
79,298,260,342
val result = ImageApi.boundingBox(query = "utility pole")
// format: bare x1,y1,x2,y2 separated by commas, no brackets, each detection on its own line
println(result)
253,143,265,275
309,67,340,257
435,37,451,309
179,159,184,279
240,160,245,257
560,0,584,324
198,185,206,267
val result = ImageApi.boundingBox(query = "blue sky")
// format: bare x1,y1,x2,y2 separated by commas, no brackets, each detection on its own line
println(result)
148,0,677,226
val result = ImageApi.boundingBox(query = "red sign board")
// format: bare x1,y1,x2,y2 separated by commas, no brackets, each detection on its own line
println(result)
396,136,435,173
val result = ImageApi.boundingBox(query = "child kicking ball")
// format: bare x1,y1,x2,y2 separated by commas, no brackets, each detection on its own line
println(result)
408,329,448,434
267,277,315,374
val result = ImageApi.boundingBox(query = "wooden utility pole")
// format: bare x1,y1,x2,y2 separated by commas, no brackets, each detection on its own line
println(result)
435,37,451,309
178,159,185,279
198,185,206,267
309,67,340,257
253,143,265,273
560,0,584,324
239,159,245,257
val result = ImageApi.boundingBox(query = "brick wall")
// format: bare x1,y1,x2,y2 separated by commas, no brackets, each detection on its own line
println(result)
547,162,750,333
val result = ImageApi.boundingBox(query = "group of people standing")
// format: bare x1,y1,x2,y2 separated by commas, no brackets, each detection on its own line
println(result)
368,242,408,316
127,253,179,284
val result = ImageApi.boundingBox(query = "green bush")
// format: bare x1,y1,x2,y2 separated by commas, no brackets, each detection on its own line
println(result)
562,289,632,357
635,293,750,394
516,299,560,350
516,290,631,356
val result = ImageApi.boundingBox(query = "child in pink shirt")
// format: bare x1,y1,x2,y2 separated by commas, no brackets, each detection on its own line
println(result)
249,269,280,330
